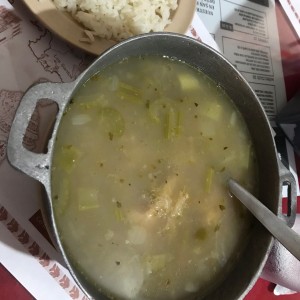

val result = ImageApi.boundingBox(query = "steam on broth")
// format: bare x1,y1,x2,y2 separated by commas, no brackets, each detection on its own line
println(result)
52,56,258,300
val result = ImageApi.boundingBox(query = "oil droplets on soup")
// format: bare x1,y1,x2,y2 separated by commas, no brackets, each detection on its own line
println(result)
52,56,258,300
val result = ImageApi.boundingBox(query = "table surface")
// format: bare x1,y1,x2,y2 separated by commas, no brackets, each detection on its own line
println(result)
1,0,300,299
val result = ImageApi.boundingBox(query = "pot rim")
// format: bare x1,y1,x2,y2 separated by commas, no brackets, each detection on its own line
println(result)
7,32,296,300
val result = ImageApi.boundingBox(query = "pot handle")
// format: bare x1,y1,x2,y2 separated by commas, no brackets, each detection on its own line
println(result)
7,81,75,185
278,158,297,228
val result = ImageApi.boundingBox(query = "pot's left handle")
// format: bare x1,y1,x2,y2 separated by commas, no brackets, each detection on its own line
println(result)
278,159,297,228
7,81,75,185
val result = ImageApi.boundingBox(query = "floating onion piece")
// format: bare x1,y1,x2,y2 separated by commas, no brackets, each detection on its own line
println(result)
71,114,91,126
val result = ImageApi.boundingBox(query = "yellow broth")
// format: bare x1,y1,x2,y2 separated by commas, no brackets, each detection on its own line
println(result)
52,56,258,300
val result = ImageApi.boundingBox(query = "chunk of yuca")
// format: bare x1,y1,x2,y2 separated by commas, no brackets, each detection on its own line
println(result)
205,102,222,121
197,101,222,122
145,254,174,274
178,72,200,91
205,207,223,226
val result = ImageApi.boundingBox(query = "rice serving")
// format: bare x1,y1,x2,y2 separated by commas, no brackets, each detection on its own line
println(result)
53,0,179,41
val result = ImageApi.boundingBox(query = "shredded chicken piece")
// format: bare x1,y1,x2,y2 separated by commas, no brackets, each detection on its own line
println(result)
129,176,189,231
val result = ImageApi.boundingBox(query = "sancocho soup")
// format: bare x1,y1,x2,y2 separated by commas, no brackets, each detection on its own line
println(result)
51,56,258,300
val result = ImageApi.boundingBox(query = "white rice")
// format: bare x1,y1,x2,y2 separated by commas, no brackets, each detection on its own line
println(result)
53,0,178,41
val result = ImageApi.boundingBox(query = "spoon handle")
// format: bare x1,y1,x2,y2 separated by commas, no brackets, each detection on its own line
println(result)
228,179,300,261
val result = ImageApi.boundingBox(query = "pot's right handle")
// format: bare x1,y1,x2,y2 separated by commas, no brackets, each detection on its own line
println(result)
7,81,75,186
278,158,297,228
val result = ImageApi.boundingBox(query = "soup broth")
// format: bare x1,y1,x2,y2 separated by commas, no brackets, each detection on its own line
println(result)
52,56,258,300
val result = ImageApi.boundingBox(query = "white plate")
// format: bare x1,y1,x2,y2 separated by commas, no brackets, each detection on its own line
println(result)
21,0,196,56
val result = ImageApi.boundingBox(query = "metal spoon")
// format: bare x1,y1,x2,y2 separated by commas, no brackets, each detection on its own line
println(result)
228,179,300,261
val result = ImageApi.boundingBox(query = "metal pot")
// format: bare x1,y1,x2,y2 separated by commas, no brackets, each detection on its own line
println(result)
7,33,297,300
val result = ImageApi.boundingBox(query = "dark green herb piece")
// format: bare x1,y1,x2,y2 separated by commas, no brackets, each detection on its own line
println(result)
219,205,226,211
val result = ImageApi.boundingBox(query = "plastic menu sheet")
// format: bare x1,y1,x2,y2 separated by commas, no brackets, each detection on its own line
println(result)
197,0,285,120
0,1,219,299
